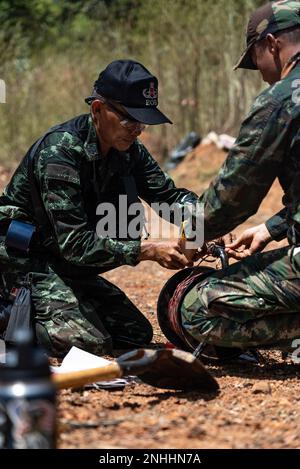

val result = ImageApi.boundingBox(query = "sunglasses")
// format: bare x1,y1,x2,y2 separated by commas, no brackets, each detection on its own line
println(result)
104,100,146,132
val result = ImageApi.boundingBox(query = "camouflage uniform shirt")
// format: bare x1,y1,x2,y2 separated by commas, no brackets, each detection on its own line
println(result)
0,113,197,274
199,56,300,245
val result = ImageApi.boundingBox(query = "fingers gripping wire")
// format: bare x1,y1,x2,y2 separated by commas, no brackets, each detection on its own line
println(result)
196,242,229,269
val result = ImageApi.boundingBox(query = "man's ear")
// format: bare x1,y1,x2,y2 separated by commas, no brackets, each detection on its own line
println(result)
91,99,103,116
266,33,280,56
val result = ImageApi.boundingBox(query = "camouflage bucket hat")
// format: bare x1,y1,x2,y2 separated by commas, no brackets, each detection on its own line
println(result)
234,1,300,70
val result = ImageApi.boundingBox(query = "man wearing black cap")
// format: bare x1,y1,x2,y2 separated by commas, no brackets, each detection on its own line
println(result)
180,1,300,357
0,60,198,357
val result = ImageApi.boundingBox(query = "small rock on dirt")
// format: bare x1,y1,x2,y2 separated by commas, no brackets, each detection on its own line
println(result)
252,382,271,394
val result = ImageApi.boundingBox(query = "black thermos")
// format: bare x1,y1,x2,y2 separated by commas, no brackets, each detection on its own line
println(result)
0,330,56,448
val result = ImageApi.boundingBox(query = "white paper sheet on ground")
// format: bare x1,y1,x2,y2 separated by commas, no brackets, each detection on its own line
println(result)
51,346,112,373
51,346,136,388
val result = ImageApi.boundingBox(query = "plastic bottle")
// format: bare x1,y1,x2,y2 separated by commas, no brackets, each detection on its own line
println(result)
0,329,56,448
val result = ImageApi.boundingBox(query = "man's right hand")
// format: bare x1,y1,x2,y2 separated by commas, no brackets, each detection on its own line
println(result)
225,223,272,260
138,240,194,270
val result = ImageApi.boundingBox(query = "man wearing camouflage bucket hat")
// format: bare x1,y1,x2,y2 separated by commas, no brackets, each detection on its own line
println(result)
179,1,300,358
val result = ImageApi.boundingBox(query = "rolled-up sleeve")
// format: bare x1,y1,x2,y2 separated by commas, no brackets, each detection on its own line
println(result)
265,208,288,241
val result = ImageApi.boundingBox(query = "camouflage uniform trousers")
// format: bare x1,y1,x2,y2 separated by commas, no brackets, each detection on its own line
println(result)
31,270,153,358
181,246,300,352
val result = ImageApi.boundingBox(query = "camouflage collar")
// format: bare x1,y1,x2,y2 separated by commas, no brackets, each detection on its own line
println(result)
83,115,103,161
286,50,300,67
281,51,300,79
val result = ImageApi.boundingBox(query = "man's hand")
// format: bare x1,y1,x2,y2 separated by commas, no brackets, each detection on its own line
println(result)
139,240,194,270
183,233,236,261
178,238,199,264
177,233,236,264
225,223,272,260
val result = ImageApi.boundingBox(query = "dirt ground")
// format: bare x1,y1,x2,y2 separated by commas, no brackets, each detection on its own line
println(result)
57,262,300,450
1,140,300,449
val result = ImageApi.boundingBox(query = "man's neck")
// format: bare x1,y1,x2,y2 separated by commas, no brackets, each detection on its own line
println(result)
99,140,110,157
281,44,300,69
95,127,111,157
279,45,300,79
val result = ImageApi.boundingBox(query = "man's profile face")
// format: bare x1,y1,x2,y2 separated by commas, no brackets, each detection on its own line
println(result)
93,100,144,152
251,37,282,85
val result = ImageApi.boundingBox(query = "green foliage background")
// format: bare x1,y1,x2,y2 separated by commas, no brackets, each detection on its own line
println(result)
0,0,266,164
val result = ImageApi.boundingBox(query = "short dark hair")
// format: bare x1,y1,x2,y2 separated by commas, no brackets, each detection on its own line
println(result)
274,25,300,44
256,25,300,53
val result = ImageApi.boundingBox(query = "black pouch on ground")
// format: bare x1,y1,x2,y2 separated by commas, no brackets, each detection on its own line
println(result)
1,274,33,344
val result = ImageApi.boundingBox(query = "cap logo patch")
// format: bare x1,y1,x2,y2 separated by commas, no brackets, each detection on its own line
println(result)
143,82,158,106
256,18,269,34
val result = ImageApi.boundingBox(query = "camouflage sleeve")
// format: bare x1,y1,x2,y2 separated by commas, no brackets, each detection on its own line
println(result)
265,208,288,241
36,146,141,268
198,92,288,241
134,142,198,225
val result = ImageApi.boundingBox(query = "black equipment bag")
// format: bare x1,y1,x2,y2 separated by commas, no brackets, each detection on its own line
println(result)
0,274,33,344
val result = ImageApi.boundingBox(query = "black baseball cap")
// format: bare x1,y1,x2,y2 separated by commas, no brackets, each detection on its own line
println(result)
234,1,300,70
85,60,172,125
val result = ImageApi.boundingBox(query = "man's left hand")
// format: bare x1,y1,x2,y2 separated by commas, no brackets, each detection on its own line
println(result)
225,223,272,260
